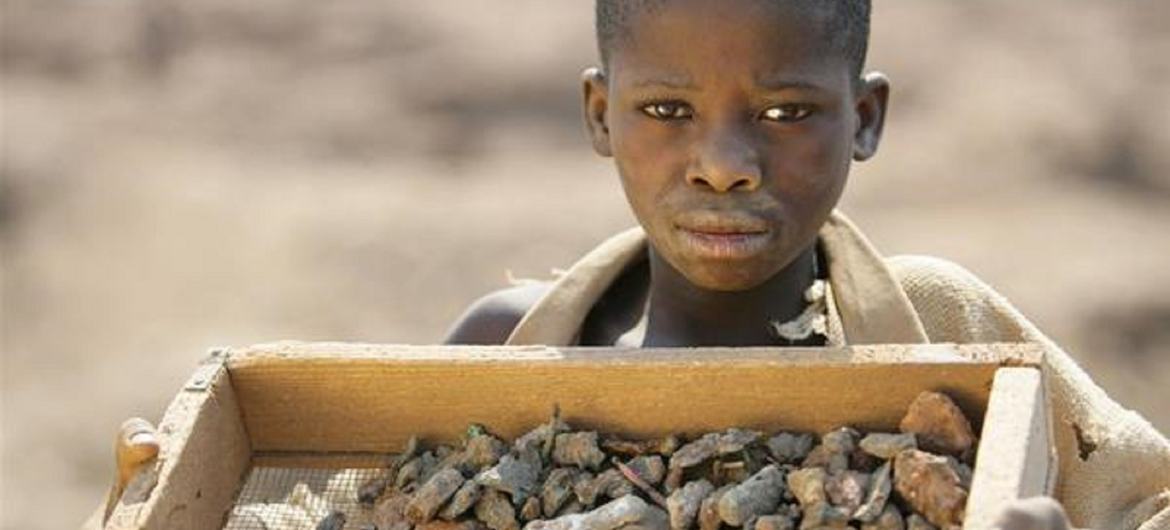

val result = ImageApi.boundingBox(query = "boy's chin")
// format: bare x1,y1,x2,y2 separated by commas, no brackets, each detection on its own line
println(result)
677,263,773,292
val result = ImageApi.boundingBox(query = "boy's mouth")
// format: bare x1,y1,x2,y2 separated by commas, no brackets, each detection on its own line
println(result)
674,212,772,260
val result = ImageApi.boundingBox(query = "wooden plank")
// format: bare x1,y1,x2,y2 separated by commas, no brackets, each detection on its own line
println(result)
225,343,1042,453
228,341,1043,365
964,367,1054,530
105,354,252,530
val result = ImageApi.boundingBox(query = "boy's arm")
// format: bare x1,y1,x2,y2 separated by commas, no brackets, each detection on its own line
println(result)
443,283,551,345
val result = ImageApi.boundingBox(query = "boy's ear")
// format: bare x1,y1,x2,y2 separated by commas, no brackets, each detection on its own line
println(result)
582,67,613,157
852,71,891,161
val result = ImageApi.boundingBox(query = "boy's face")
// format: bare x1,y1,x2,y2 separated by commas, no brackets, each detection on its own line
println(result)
584,0,888,291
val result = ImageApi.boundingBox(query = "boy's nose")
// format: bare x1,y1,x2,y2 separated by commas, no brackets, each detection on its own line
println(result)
687,128,762,193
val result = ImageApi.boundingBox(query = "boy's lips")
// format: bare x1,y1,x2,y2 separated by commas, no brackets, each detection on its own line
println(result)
674,211,770,233
674,212,772,259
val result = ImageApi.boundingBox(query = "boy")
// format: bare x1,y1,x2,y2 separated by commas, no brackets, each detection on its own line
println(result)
96,2,1167,529
446,1,1170,529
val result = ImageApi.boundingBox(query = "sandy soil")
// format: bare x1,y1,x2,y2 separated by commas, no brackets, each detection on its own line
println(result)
2,1,1168,528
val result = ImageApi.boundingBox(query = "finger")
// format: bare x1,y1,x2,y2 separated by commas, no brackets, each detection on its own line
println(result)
116,417,160,487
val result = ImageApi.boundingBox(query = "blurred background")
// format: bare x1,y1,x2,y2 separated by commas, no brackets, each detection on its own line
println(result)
2,1,1168,528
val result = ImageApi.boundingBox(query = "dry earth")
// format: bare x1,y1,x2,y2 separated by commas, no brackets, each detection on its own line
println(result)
1,1,1168,528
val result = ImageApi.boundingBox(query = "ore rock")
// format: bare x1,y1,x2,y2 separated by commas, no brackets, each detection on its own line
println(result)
602,437,653,457
801,447,848,475
374,491,413,530
765,433,814,464
785,467,827,506
945,457,973,489
860,505,905,530
557,500,586,517
657,435,682,457
859,433,917,460
671,434,719,470
553,432,607,470
754,514,796,530
571,471,598,507
440,480,483,520
515,417,571,454
477,489,520,530
358,473,393,506
802,428,857,474
436,445,457,460
893,449,967,529
591,468,635,501
465,434,509,471
798,502,850,529
523,495,669,530
898,392,976,458
905,514,937,530
777,503,801,519
716,465,786,526
365,436,420,501
821,428,859,454
713,459,752,484
418,451,442,485
716,428,762,455
476,448,543,505
663,466,685,493
824,470,869,514
420,520,488,530
852,462,892,523
850,448,882,474
602,435,681,457
803,450,848,474
396,456,424,490
672,429,761,471
521,496,544,522
542,467,580,517
407,468,467,524
698,484,734,530
627,455,668,486
666,479,714,530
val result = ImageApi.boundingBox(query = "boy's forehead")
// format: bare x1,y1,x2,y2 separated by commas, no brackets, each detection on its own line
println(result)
609,0,847,89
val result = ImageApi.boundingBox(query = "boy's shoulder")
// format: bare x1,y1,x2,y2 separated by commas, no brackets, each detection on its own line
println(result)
884,254,1033,344
443,282,552,345
885,254,990,294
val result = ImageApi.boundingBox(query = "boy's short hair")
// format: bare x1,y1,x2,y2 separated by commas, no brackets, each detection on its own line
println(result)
595,0,872,79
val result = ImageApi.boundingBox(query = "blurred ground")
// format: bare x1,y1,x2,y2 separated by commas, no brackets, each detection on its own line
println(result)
2,1,1168,528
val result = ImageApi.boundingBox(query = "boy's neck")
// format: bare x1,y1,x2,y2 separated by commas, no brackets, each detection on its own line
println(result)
641,244,819,347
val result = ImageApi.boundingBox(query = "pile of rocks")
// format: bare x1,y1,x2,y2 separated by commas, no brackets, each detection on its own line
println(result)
326,391,977,530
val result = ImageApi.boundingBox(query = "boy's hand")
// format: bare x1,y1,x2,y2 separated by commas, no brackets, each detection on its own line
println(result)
996,497,1073,530
98,418,160,523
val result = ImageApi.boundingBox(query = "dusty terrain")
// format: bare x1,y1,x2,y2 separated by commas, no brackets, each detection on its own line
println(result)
2,1,1168,528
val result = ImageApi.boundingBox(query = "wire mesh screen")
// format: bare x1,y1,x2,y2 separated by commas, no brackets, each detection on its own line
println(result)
224,466,383,530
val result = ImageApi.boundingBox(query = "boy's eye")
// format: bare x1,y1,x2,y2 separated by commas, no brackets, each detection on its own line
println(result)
760,104,813,122
641,101,694,121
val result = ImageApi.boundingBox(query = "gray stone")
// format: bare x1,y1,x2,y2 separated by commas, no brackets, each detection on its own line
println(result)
523,495,669,530
765,433,814,464
852,462,892,523
717,465,786,526
666,479,714,530
858,433,917,460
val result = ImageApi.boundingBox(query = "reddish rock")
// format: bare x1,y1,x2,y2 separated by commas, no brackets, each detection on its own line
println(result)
893,449,966,529
825,470,868,513
898,392,976,458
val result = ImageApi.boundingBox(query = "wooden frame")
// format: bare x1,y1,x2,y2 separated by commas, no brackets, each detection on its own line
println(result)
103,342,1052,530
